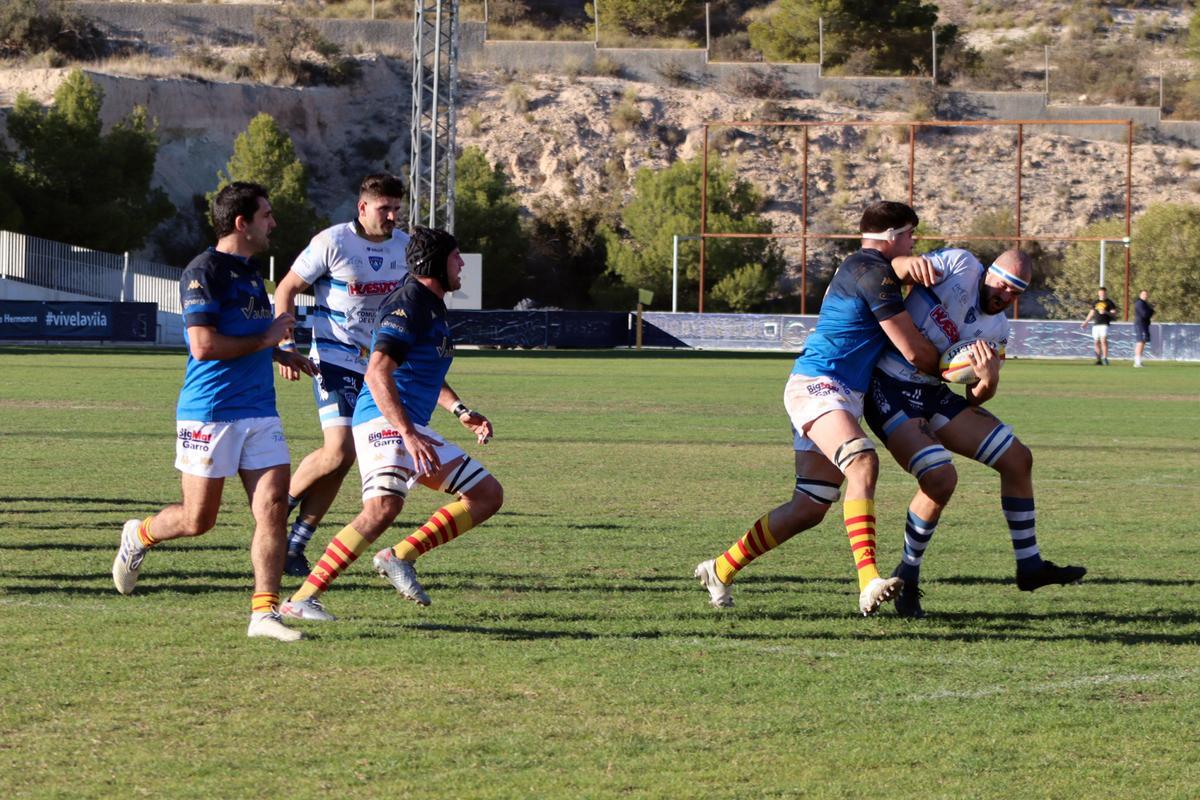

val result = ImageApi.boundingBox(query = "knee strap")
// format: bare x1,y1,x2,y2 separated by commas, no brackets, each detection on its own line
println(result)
975,423,1015,467
907,444,953,479
834,437,876,472
794,476,841,505
437,456,490,496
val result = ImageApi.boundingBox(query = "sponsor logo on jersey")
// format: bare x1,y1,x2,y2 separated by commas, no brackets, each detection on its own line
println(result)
188,280,203,290
369,256,384,272
437,335,454,359
241,299,272,319
929,304,959,341
348,280,402,296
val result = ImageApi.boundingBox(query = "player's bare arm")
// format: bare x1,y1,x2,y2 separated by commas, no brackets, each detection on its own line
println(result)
880,313,939,375
188,313,296,361
438,383,493,445
891,255,941,287
273,270,314,379
364,349,441,475
965,339,1002,406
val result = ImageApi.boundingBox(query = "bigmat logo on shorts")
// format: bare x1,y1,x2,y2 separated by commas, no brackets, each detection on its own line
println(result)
368,428,403,445
178,428,213,451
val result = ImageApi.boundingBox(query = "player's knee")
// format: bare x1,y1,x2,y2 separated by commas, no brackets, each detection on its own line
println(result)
908,444,955,502
179,510,218,537
834,437,877,474
918,463,957,505
996,439,1032,476
357,497,401,535
780,494,830,533
464,477,503,521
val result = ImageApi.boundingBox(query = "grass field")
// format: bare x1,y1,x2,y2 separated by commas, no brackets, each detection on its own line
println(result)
1,347,1198,799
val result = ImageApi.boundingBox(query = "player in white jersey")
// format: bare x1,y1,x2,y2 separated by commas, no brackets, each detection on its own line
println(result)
274,174,410,576
863,248,1085,617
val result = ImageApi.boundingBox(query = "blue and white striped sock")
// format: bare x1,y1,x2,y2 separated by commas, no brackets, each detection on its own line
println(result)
895,510,936,584
287,519,317,554
1002,496,1044,574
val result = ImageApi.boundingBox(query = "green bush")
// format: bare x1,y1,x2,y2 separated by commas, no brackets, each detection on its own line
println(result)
5,70,173,252
454,147,529,308
602,156,783,312
209,113,326,269
0,0,104,60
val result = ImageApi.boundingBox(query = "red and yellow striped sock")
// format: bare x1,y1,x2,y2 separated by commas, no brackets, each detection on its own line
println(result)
714,513,778,585
251,592,278,614
137,517,158,548
393,500,474,561
844,498,881,591
292,524,370,602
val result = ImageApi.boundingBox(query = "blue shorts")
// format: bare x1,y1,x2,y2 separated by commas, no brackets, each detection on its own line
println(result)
1135,325,1150,343
864,370,971,444
312,360,365,429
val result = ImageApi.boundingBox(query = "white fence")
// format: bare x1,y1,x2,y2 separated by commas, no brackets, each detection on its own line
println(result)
0,230,313,344
0,229,183,312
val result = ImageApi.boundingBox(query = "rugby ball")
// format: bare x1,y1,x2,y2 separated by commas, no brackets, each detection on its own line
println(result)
939,338,1001,384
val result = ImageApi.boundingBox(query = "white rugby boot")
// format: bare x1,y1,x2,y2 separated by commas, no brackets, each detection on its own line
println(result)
278,596,337,621
372,548,431,606
693,559,734,608
112,519,148,595
247,610,304,641
859,575,903,616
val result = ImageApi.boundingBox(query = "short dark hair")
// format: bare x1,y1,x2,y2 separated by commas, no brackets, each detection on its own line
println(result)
360,173,407,201
1098,286,1108,292
212,182,269,238
859,201,918,235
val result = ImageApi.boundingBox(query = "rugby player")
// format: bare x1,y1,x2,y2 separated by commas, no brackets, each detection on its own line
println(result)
694,201,941,615
863,248,1087,617
112,182,318,642
273,174,410,577
279,226,503,620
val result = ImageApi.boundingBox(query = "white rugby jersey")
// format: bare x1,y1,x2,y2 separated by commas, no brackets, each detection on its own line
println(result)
876,248,1009,385
290,222,410,372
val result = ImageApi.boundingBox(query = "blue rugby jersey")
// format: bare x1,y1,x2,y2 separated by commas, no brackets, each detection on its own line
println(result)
176,248,278,422
793,248,907,391
353,274,453,428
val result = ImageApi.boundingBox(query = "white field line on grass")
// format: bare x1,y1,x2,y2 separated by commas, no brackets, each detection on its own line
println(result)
909,668,1197,702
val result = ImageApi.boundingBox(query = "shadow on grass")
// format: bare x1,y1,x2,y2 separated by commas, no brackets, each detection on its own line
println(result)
0,542,245,552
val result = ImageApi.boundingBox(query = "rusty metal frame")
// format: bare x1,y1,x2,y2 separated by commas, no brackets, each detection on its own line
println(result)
699,119,1134,318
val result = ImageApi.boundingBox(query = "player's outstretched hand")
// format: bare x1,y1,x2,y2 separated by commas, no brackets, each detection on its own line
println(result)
460,411,493,445
402,429,442,476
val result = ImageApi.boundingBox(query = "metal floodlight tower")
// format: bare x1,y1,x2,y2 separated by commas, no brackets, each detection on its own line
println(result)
409,0,460,233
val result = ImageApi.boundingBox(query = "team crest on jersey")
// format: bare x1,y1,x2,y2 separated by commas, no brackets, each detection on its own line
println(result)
369,256,383,272
965,308,977,324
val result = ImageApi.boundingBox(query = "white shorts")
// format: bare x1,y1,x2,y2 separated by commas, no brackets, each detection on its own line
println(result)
1091,324,1109,341
784,372,864,453
353,417,490,501
175,417,289,479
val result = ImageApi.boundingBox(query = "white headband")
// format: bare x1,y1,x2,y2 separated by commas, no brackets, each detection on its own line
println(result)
861,223,914,242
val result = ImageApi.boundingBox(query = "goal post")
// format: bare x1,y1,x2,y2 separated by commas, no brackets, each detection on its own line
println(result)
698,119,1135,319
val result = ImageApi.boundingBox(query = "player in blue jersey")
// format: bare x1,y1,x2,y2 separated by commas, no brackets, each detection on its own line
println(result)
695,201,941,616
272,174,410,577
863,248,1086,617
112,182,318,642
279,226,503,620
